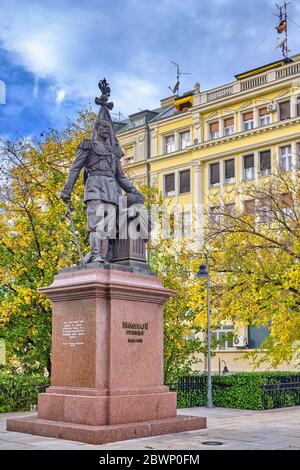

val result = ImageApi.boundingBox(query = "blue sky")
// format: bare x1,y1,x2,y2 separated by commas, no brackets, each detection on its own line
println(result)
1,0,300,138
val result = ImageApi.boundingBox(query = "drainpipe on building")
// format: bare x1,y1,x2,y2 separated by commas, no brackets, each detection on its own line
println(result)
146,124,151,187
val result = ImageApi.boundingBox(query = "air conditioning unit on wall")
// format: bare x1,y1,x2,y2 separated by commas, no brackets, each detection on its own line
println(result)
267,103,277,113
233,335,247,348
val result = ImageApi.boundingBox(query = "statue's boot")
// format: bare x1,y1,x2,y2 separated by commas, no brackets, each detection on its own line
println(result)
90,232,108,263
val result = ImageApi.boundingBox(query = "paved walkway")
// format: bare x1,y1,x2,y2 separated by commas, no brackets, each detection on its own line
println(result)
0,407,299,450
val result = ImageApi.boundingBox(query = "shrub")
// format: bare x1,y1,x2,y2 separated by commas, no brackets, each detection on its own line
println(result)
168,372,300,410
0,370,49,412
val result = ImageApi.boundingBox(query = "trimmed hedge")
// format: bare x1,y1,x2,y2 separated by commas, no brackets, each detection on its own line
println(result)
1,371,299,413
170,372,300,410
0,371,49,412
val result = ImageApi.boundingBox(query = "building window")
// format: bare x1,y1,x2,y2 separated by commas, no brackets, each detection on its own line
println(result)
258,197,271,224
297,97,300,117
209,122,219,140
279,100,291,121
124,145,134,162
164,135,175,154
224,117,234,136
243,154,255,180
259,150,271,176
179,169,191,194
243,112,254,131
280,145,292,172
182,211,192,237
248,325,269,349
210,162,220,186
209,206,221,228
224,203,235,227
224,158,235,184
164,173,175,196
297,143,300,168
180,131,190,149
212,325,234,350
281,193,293,218
131,117,145,128
259,108,271,126
244,199,256,215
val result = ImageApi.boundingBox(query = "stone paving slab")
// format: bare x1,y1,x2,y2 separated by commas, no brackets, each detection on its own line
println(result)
0,407,299,450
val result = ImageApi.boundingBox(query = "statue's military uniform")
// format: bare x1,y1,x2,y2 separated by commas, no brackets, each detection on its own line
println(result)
61,138,140,261
62,138,136,204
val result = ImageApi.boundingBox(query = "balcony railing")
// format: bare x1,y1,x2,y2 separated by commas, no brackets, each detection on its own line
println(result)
241,74,267,91
276,62,300,79
207,85,233,102
197,60,300,105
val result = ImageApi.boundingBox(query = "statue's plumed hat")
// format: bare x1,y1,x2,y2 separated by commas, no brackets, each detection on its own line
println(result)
91,79,117,147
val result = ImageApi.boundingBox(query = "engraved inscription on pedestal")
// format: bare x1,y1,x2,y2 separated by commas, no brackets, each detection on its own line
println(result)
122,321,149,344
62,319,85,347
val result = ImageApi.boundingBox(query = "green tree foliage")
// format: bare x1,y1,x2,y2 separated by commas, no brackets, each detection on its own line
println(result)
0,109,95,373
196,173,300,368
0,109,206,380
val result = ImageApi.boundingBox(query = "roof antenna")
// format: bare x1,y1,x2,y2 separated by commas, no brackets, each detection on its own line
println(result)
169,61,190,96
111,111,124,122
274,2,290,60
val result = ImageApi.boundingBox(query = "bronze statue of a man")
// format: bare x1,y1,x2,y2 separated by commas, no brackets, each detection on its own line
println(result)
60,80,144,263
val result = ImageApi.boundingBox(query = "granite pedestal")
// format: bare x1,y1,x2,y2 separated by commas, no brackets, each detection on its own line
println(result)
7,264,206,444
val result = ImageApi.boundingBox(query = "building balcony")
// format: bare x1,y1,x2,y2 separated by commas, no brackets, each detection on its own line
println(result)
195,59,300,107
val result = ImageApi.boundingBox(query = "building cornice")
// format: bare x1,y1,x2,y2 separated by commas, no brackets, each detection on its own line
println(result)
122,116,300,169
192,116,300,152
192,122,300,162
194,76,296,114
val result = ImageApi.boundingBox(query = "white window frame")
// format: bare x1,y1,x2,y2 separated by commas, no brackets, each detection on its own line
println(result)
179,130,191,150
224,158,236,185
279,145,292,172
210,130,219,140
243,119,254,131
243,155,255,180
258,202,271,224
164,134,175,154
278,99,291,121
259,149,272,177
212,325,235,350
209,162,220,187
209,206,222,228
224,125,234,136
179,169,191,194
182,211,192,238
259,114,271,126
132,117,145,128
163,172,176,197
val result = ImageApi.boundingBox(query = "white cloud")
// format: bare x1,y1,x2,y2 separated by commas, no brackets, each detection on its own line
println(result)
55,89,66,106
0,0,166,116
1,0,300,124
0,80,6,104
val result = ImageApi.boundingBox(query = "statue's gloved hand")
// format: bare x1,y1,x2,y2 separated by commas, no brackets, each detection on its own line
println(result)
131,188,145,204
60,191,71,205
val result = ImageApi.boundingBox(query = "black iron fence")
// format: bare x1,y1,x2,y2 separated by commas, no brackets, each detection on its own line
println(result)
262,374,300,409
166,374,300,410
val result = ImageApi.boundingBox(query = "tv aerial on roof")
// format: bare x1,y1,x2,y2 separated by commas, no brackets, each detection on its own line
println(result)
273,2,290,60
169,61,190,96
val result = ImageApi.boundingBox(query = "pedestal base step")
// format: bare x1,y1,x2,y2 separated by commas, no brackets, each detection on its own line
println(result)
7,414,207,445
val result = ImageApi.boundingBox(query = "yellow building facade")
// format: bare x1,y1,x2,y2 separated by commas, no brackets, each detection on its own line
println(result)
116,55,300,372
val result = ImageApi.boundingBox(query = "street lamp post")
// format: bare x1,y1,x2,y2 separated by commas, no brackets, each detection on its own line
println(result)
196,254,213,408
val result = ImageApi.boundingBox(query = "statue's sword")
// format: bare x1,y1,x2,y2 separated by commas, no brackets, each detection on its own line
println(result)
66,202,87,268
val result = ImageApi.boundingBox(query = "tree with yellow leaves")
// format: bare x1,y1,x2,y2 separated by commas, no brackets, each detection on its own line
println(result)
195,171,300,368
0,109,95,373
0,109,207,380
